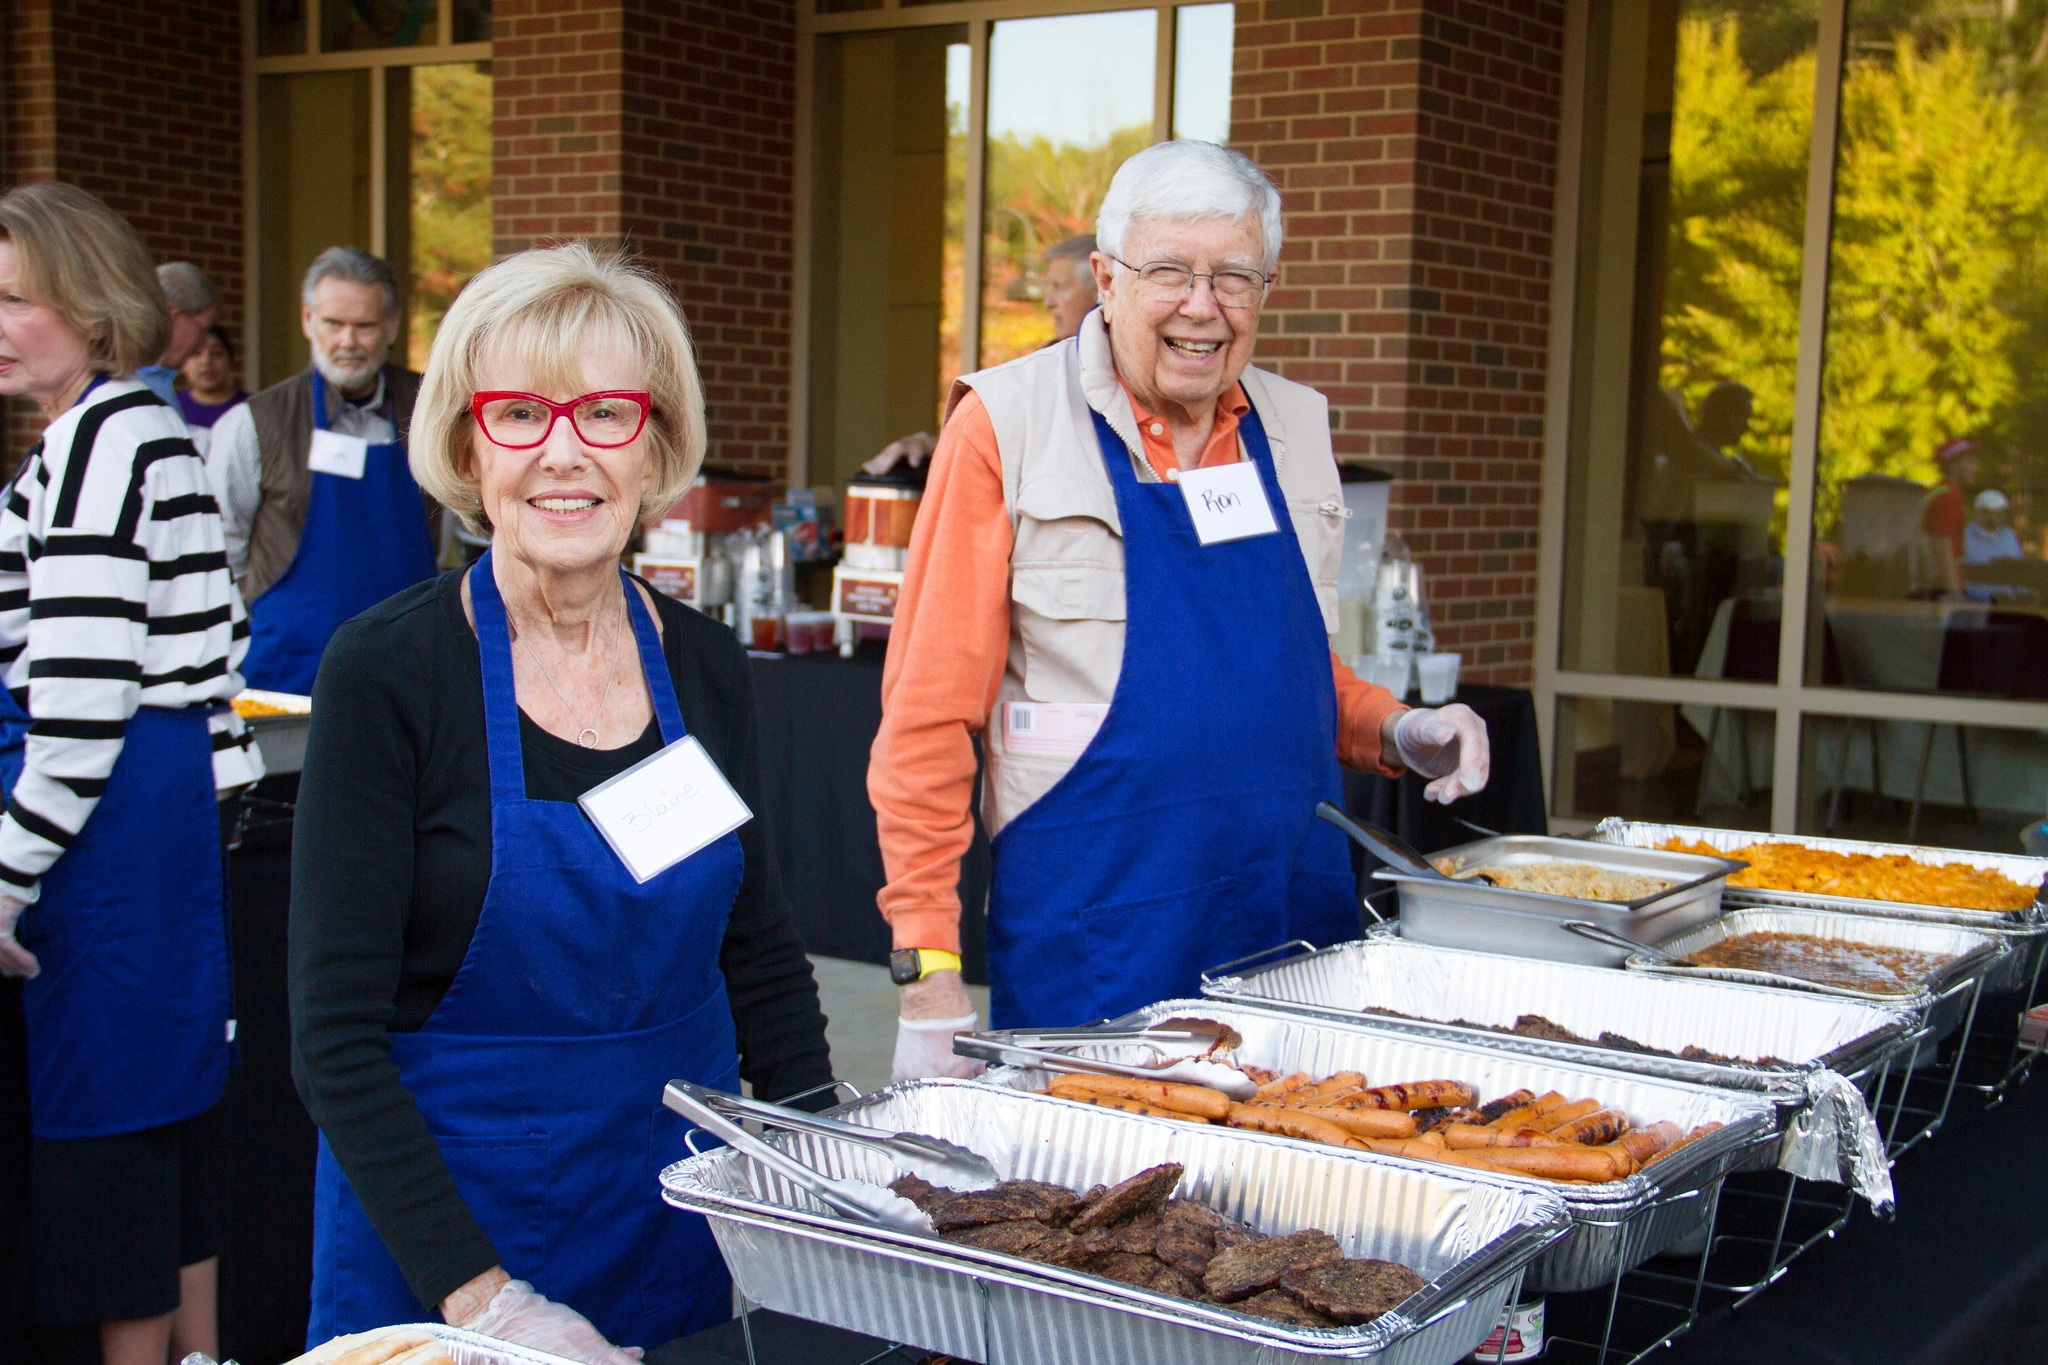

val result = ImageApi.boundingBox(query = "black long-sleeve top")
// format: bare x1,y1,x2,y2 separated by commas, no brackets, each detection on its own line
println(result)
289,568,834,1310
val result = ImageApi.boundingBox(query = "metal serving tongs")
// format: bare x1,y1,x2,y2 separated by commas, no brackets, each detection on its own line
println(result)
663,1081,937,1233
693,1086,999,1190
954,1017,1261,1100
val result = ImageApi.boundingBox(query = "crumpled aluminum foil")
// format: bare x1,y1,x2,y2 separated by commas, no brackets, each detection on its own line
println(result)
1778,1068,1895,1217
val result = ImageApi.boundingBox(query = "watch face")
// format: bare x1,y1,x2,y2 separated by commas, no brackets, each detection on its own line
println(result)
889,950,920,985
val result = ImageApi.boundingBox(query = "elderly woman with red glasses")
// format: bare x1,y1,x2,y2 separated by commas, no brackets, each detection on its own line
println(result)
288,244,833,1361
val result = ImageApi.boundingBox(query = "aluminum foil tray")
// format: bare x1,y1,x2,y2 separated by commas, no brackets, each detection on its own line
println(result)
1629,905,2004,1013
661,1079,1570,1365
983,1000,1778,1294
233,688,312,775
1373,835,1746,966
1590,820,2048,993
343,1326,581,1364
1201,935,1915,1101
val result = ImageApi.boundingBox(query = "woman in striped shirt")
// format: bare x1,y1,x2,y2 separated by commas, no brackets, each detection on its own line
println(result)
0,181,258,1365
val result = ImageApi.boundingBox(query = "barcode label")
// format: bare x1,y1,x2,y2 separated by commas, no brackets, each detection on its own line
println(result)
1011,706,1034,732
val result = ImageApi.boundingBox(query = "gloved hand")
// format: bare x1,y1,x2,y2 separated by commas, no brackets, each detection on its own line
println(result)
892,1013,984,1083
1391,704,1490,804
464,1279,643,1364
0,896,37,979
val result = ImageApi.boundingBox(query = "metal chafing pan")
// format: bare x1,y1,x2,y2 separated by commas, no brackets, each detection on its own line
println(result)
233,688,312,775
1199,934,1916,1102
1590,819,2048,993
1627,906,2004,1019
981,1000,1778,1294
1373,835,1748,967
661,1079,1571,1365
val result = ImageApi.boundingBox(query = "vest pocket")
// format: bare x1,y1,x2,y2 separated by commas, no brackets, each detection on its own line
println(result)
1011,562,1126,702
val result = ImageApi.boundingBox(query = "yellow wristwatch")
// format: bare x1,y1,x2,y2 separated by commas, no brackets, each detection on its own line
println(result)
889,948,963,985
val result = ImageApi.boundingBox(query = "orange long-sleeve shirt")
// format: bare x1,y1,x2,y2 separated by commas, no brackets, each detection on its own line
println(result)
867,385,1409,955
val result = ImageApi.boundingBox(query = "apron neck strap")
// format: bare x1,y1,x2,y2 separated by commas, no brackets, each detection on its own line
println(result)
622,572,687,745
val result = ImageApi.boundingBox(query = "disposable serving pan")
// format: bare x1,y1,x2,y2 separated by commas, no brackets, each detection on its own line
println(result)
1199,934,1916,1103
1590,819,2048,994
349,1327,579,1363
660,1078,1570,1365
982,1000,1778,1294
1628,906,2004,1025
233,688,312,776
1372,835,1747,967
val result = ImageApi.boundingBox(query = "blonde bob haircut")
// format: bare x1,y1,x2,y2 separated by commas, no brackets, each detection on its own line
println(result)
0,182,169,377
410,242,708,537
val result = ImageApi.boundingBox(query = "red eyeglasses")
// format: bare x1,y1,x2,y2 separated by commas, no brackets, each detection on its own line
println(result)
469,391,653,449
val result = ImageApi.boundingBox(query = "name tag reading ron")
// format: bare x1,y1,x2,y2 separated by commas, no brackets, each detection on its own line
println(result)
308,428,368,480
578,735,753,883
1177,461,1278,545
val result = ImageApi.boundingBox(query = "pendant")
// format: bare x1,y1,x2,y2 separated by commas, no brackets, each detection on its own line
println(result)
578,727,600,748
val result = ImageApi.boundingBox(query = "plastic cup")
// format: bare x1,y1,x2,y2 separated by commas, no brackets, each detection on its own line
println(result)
1416,652,1461,704
1367,656,1412,697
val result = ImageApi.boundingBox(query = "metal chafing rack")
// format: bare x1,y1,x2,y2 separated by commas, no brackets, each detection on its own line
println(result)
661,1078,1571,1365
976,999,1783,1296
1199,934,1915,1105
1588,819,2048,995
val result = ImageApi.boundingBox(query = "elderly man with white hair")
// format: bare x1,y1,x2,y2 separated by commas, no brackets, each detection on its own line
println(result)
870,140,1492,1066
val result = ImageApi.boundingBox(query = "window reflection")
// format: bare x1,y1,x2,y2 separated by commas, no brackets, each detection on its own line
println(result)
980,9,1157,369
1809,3,2048,695
1801,718,2048,853
324,0,440,51
1173,4,1234,144
407,64,493,370
1552,697,1774,832
258,0,307,55
1561,1,1817,681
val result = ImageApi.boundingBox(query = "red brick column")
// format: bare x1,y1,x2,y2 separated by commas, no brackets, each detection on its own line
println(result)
494,0,796,481
1,0,243,468
1234,0,1564,685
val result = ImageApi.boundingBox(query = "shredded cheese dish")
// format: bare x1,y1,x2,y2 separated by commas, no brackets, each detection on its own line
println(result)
231,697,302,718
1657,838,2036,913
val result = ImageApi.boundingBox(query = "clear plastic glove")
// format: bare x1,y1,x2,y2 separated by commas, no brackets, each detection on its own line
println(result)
464,1279,643,1364
0,896,37,979
892,1013,983,1083
1392,704,1490,804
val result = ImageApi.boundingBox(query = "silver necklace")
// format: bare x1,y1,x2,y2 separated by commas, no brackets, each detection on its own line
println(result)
517,591,625,748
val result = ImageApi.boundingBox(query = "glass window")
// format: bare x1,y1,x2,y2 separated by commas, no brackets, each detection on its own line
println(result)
980,9,1157,369
1173,4,1234,144
407,63,493,370
257,70,373,386
1807,3,2048,693
1800,717,2048,854
807,26,970,492
453,0,490,43
324,0,441,51
1560,1,1818,681
1552,696,1775,832
258,0,307,56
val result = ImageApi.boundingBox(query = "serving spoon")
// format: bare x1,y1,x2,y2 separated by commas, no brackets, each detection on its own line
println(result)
1315,802,1499,884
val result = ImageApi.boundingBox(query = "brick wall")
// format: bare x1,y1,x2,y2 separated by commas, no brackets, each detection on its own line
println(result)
1,0,244,469
495,0,796,481
1234,0,1565,685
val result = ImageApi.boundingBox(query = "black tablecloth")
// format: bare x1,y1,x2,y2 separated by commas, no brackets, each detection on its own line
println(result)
751,650,1545,977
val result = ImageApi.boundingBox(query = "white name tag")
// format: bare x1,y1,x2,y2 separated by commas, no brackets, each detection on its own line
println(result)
1002,700,1109,760
1178,461,1278,545
578,734,753,883
308,428,368,480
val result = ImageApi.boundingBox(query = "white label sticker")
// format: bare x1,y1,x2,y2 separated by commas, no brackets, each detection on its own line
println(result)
1178,460,1278,545
1002,701,1109,760
578,734,753,883
308,428,368,480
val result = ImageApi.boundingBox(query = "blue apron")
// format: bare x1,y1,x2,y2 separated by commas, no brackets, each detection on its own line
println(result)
986,406,1358,1029
242,372,437,694
307,550,744,1349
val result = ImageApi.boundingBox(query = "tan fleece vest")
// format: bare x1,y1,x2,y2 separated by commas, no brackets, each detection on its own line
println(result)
953,309,1348,838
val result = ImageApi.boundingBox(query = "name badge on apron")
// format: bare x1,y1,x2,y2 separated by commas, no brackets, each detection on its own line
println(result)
1178,461,1278,545
308,428,369,480
1002,701,1108,760
579,735,753,883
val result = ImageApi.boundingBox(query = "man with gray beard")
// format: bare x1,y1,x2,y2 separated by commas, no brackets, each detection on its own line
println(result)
206,248,441,693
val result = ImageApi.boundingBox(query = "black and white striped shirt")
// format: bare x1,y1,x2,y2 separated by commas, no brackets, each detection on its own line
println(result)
0,377,261,901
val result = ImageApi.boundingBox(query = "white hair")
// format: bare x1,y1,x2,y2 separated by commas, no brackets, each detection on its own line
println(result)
156,261,219,315
1095,141,1284,273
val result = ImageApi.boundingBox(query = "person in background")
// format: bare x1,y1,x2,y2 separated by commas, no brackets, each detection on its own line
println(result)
1920,437,1979,595
177,323,248,453
137,261,220,407
1963,489,2022,565
871,141,1489,1068
0,181,259,1365
291,244,831,1359
1042,233,1099,342
206,247,440,694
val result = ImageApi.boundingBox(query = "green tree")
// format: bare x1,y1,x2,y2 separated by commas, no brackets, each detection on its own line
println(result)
409,63,493,370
